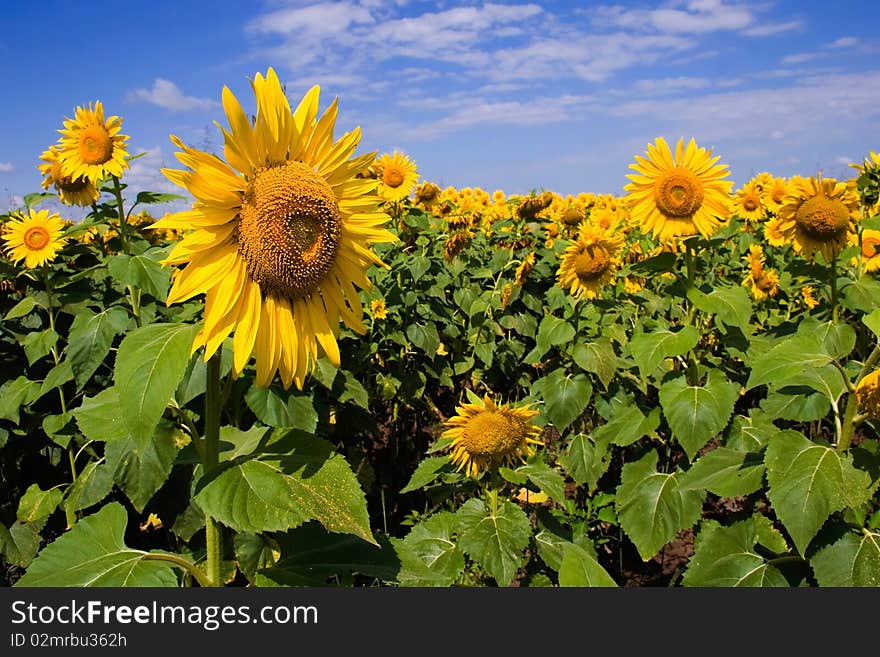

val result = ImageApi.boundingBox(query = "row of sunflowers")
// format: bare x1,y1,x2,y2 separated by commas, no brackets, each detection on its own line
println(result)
1,67,879,587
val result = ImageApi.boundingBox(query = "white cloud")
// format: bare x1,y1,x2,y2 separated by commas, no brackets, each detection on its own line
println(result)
828,36,858,48
596,0,752,34
0,162,13,172
781,52,820,65
742,20,802,37
246,1,374,36
127,79,217,113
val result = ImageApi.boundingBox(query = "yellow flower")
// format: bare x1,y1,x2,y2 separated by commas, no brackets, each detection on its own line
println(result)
500,282,513,309
776,175,860,261
376,151,418,202
514,252,536,286
38,146,100,207
763,216,787,247
444,229,471,261
413,181,441,210
371,298,387,320
2,209,67,268
57,101,129,183
801,285,819,310
441,394,544,478
762,176,789,214
556,223,624,301
861,229,880,272
855,369,880,420
625,137,733,243
623,275,644,294
152,68,395,390
741,245,779,300
732,180,766,224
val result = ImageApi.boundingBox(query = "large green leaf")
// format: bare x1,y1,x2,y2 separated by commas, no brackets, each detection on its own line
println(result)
15,503,178,587
593,397,661,447
22,328,58,365
73,387,130,443
244,385,318,432
105,420,184,512
628,326,700,380
687,286,753,330
745,335,838,392
513,460,566,505
616,450,706,561
67,307,129,389
0,376,41,424
4,297,38,320
559,434,610,491
114,323,198,448
256,523,400,586
682,519,788,587
542,369,592,433
678,447,765,497
765,431,873,555
659,370,740,461
107,251,172,299
456,498,531,586
558,542,617,587
62,461,114,528
570,338,616,389
393,512,465,587
16,484,63,523
399,456,451,494
406,322,440,356
810,531,880,586
0,520,43,568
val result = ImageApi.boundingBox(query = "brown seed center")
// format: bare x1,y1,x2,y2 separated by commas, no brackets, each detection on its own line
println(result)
654,168,704,218
795,194,850,241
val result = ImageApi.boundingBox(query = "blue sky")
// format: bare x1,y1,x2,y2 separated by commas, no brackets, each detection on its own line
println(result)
2,0,879,216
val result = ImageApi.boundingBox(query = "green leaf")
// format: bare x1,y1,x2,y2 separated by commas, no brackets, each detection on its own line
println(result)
234,533,278,583
67,307,129,389
195,460,309,534
23,328,58,365
628,326,700,380
133,191,185,206
0,376,41,424
114,323,198,448
400,456,451,494
24,192,55,208
559,434,610,490
257,523,400,586
456,498,531,587
593,398,661,447
105,420,184,512
761,388,830,422
14,503,178,587
108,251,172,300
537,315,575,349
863,309,880,339
514,461,566,505
659,370,740,461
73,387,130,443
725,413,778,451
570,339,616,388
687,286,753,329
753,515,790,554
679,447,765,497
42,412,76,448
393,512,465,587
406,322,440,356
558,542,617,587
542,369,592,433
616,450,706,561
17,484,63,523
4,297,37,320
841,274,880,313
811,531,880,586
765,430,873,555
62,461,114,528
244,385,318,431
0,521,43,568
40,360,74,397
218,425,271,461
682,519,788,587
745,335,837,391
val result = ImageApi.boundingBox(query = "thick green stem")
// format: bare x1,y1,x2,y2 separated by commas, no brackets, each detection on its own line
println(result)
111,175,131,254
203,350,223,586
143,553,212,588
839,343,880,451
683,240,700,385
43,267,74,480
830,253,839,322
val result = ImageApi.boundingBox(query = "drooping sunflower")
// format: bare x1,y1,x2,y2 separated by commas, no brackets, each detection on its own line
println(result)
741,244,779,301
441,394,544,478
514,251,536,286
2,209,67,268
556,223,625,301
732,180,766,225
38,145,100,207
57,101,129,184
855,369,880,420
775,175,860,262
624,137,733,242
375,151,418,202
861,228,880,272
151,68,396,390
800,285,819,310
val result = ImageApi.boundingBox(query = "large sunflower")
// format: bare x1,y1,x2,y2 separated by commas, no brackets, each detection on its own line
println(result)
625,137,733,242
775,175,860,262
556,223,624,301
375,151,418,202
57,101,129,184
38,146,100,207
152,68,395,390
2,209,67,268
441,394,544,477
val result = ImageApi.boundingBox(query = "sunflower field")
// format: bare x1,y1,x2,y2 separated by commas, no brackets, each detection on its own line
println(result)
2,68,880,588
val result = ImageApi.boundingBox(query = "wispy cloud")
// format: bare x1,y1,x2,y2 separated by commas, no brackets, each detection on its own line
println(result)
0,162,13,173
127,79,218,113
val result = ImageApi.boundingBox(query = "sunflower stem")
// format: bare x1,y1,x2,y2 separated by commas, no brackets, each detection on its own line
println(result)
42,266,74,481
111,175,131,255
839,342,880,451
683,240,700,385
204,349,223,586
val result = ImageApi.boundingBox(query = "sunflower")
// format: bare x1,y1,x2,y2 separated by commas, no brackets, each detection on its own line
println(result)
38,146,100,206
556,223,624,301
2,209,67,268
151,68,395,390
375,151,418,202
861,229,880,272
514,252,536,286
763,216,786,247
57,101,129,183
741,245,779,301
732,180,766,224
761,176,789,214
625,137,733,243
855,369,880,420
413,181,441,210
441,394,544,477
775,175,860,262
371,298,387,320
444,229,472,261
800,285,819,310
